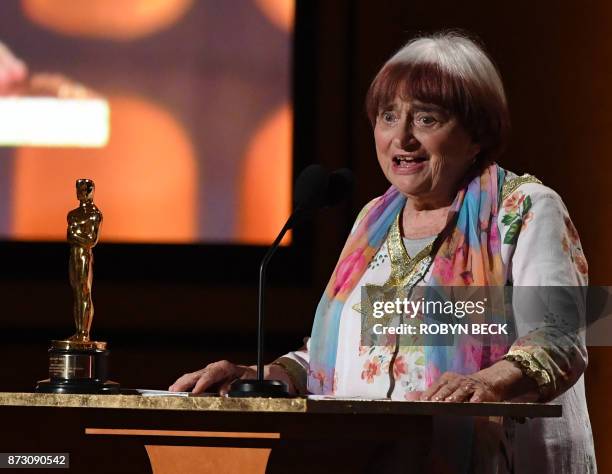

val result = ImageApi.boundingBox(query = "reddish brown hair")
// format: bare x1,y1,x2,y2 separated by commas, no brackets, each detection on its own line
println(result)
365,33,510,163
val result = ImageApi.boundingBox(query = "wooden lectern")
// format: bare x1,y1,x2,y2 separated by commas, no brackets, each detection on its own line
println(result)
0,393,560,473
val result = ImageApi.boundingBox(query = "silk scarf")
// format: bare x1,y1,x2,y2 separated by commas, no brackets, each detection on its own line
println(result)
308,163,507,394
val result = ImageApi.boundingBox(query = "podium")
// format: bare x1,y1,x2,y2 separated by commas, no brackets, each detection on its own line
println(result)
0,392,560,473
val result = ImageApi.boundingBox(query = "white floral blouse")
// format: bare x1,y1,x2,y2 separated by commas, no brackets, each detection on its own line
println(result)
278,172,596,474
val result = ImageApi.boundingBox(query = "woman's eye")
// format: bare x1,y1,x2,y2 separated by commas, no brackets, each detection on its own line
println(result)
414,114,438,127
380,111,398,123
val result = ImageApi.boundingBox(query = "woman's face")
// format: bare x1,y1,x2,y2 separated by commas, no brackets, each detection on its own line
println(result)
374,97,480,206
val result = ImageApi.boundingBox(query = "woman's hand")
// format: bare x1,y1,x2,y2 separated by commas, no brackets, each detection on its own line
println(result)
419,371,501,402
419,360,540,402
169,360,256,395
169,360,296,396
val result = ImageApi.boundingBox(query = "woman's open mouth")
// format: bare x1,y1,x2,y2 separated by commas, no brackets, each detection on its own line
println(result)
392,155,428,174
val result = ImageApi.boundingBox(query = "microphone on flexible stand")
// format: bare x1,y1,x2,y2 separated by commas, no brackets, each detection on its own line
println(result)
228,165,354,397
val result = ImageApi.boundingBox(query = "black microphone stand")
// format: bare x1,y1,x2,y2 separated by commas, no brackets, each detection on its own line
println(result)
227,211,302,398
227,165,351,398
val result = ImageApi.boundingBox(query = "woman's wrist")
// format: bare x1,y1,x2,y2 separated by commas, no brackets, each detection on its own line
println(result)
267,363,297,394
473,360,540,402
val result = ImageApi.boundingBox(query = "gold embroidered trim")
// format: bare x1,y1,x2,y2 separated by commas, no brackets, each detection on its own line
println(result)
502,174,542,200
504,349,553,397
386,211,434,288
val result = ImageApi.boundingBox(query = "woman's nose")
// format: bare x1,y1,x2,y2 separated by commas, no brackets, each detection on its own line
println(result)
393,121,419,151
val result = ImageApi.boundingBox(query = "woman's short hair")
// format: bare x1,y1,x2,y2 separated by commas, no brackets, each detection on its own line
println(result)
366,31,510,163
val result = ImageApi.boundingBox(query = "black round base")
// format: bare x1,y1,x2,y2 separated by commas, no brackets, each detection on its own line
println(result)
228,379,290,398
35,379,120,394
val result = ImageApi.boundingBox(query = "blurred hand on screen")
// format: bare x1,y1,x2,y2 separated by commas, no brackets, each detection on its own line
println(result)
28,72,97,98
0,41,97,98
0,41,28,95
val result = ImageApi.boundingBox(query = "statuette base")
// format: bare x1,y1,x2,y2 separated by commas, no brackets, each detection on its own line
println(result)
51,339,107,351
35,343,120,394
35,378,120,394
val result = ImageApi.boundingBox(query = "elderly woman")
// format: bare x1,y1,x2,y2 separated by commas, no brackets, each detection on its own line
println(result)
171,32,596,473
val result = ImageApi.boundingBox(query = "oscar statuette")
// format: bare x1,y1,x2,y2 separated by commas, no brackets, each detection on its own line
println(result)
36,179,120,394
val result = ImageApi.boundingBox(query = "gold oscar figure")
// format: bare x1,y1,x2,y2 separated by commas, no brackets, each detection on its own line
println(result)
67,178,102,344
36,179,119,393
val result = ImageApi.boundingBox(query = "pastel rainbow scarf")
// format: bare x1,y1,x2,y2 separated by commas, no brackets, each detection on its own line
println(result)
308,164,507,394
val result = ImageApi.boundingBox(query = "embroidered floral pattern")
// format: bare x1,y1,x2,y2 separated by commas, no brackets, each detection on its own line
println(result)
392,354,408,378
561,216,588,275
501,191,532,245
310,370,327,391
503,191,525,213
565,216,580,244
361,356,382,383
562,234,570,253
574,253,588,275
396,348,426,395
356,344,401,386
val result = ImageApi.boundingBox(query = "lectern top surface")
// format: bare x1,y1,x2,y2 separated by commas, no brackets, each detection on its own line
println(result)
0,392,561,418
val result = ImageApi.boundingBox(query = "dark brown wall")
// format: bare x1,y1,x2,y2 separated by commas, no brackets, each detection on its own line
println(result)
0,0,609,469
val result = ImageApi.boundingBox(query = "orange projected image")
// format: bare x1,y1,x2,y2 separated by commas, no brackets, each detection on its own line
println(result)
256,0,295,31
11,96,198,243
22,0,195,41
0,0,294,245
238,104,292,245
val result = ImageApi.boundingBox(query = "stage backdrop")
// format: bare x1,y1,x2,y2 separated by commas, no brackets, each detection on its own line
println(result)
0,0,294,244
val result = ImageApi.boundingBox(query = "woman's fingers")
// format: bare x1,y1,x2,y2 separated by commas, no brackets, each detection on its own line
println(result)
420,380,443,401
444,381,477,402
168,371,201,392
430,379,464,401
169,360,247,394
420,372,457,401
218,374,243,397
420,372,498,402
190,367,222,394
218,380,235,397
468,381,497,402
192,361,239,394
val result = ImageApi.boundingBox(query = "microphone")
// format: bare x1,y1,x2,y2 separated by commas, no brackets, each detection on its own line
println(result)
290,165,354,226
325,167,355,207
228,165,353,397
293,164,330,210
